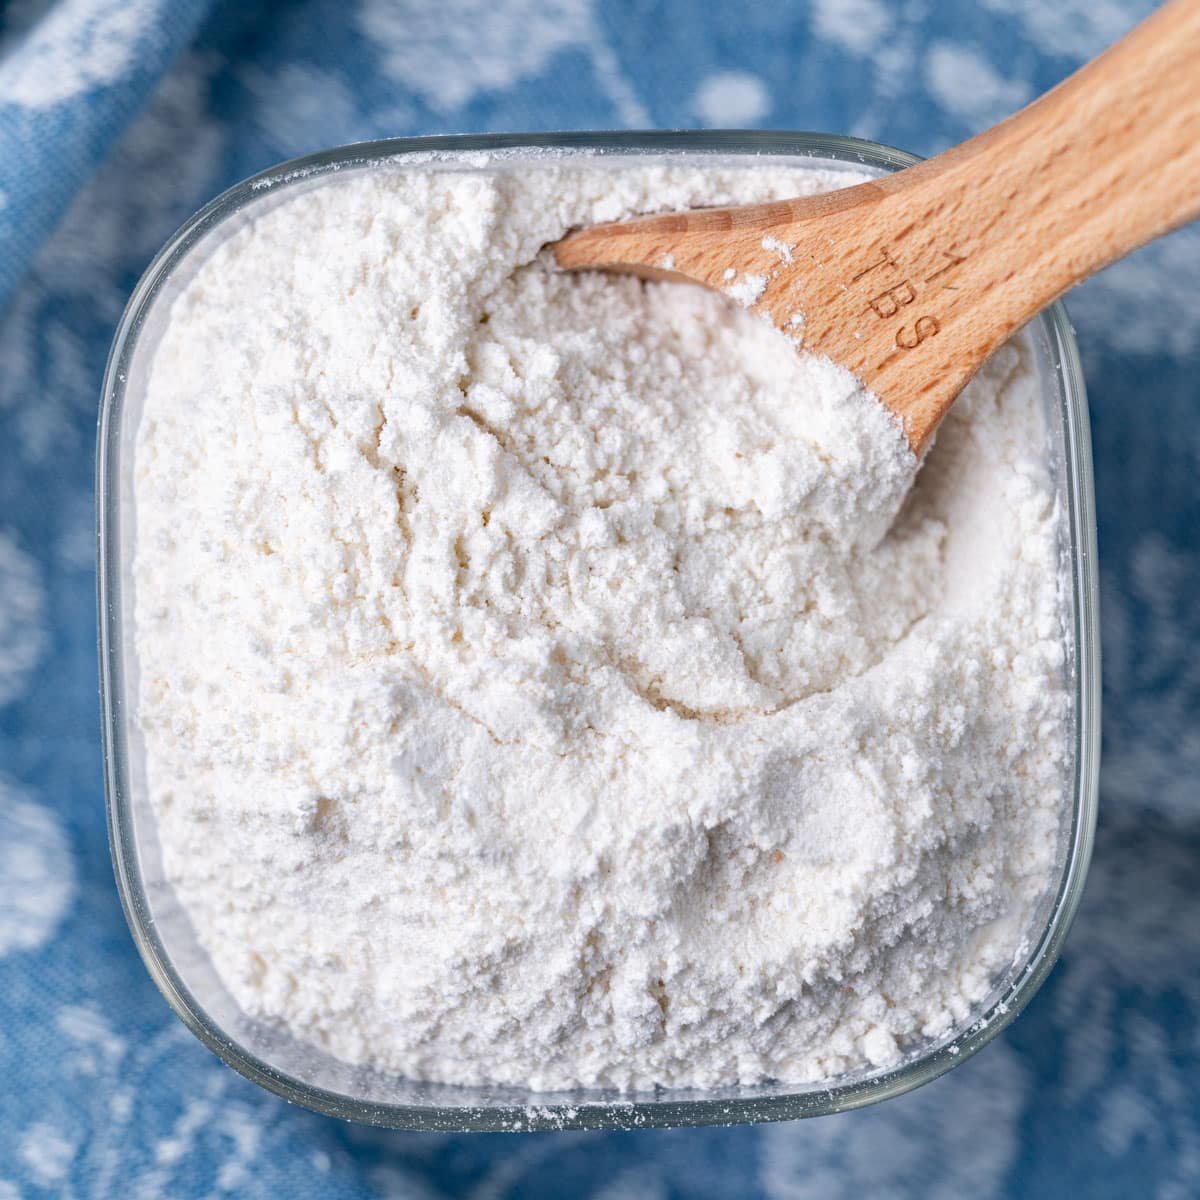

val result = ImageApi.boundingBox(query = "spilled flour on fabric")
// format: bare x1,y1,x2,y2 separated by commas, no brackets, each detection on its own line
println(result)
133,157,1070,1090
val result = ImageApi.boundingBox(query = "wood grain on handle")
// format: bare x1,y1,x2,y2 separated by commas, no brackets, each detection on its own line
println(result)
554,0,1200,452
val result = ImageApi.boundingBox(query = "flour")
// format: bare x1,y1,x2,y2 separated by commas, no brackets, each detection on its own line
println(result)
133,155,1070,1091
725,271,767,307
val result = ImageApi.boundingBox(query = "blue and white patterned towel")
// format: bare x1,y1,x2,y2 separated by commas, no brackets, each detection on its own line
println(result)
2,1,1198,1196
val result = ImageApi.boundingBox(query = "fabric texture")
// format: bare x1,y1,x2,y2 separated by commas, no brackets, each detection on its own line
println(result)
1,0,1198,1196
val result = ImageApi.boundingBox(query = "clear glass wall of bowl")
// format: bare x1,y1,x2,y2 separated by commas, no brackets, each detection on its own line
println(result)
98,131,1100,1131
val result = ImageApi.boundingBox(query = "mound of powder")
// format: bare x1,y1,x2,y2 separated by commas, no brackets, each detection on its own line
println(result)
133,157,1070,1091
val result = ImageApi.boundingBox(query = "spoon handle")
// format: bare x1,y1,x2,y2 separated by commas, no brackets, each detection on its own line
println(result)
868,0,1200,444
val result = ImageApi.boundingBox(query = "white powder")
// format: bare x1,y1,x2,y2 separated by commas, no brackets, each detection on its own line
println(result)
133,156,1070,1091
762,234,795,264
725,271,767,307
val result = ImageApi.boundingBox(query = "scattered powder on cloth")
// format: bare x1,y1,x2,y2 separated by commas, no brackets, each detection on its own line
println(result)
133,157,1070,1091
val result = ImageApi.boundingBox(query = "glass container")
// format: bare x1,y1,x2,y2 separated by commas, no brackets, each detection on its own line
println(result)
98,131,1100,1132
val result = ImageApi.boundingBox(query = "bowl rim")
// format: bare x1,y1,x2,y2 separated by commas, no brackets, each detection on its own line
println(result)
97,129,1100,1132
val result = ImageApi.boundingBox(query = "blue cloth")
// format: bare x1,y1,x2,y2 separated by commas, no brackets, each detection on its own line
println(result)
2,0,1198,1195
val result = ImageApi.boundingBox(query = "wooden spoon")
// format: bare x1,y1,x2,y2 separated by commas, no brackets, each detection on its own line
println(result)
553,0,1200,453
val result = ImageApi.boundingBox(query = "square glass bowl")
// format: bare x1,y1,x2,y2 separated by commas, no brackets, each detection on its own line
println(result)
98,131,1100,1132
